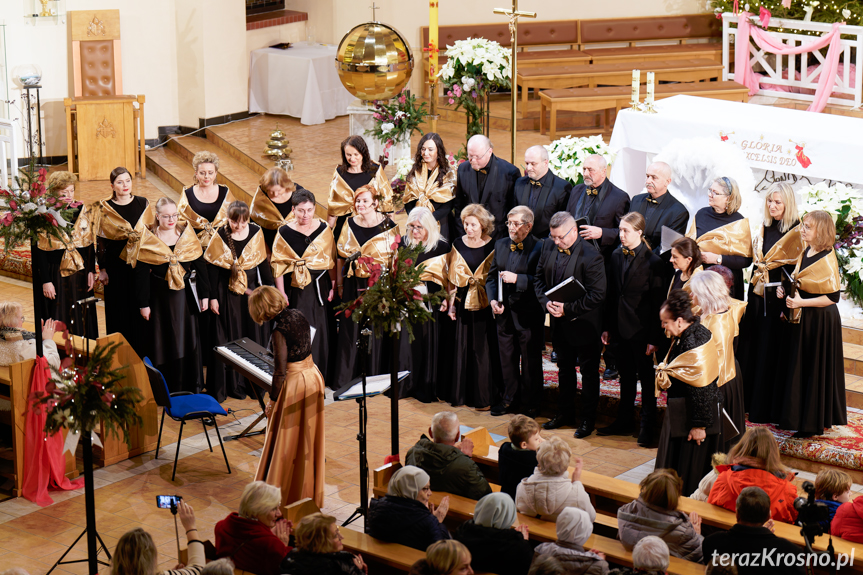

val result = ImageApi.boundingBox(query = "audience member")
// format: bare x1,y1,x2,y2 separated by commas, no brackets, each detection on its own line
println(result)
409,540,474,575
528,555,565,575
200,559,233,575
368,465,451,551
831,490,863,542
532,508,609,575
707,428,797,523
281,513,367,575
689,453,727,502
815,469,852,534
617,469,703,562
703,486,805,574
705,564,738,575
516,436,595,522
111,501,204,575
499,415,543,499
453,493,535,575
215,481,292,575
406,411,492,500
0,302,60,368
607,536,669,575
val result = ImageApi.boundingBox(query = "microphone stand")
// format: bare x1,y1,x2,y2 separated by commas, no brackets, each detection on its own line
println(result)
342,321,372,530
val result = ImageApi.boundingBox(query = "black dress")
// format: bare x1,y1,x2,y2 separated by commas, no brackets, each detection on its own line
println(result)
396,238,452,402
32,207,98,339
135,246,210,394
207,224,274,400
740,220,798,420
280,222,333,385
774,249,846,433
332,217,397,390
449,237,500,408
655,321,721,495
97,197,148,355
692,208,752,301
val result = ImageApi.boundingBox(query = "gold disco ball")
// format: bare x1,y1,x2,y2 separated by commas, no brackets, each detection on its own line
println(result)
335,21,414,101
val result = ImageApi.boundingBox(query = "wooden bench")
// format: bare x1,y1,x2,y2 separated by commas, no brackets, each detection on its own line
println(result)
578,14,722,61
517,59,724,116
537,80,750,139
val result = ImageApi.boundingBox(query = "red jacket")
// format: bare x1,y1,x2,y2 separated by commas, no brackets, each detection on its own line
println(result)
215,512,291,575
832,497,863,543
707,465,798,524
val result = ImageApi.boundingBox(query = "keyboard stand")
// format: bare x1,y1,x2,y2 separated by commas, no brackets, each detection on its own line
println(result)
224,381,268,441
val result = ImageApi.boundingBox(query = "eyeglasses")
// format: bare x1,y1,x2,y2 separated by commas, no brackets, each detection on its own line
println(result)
506,221,526,228
549,225,575,242
707,190,729,198
467,148,491,161
159,213,180,220
406,224,424,232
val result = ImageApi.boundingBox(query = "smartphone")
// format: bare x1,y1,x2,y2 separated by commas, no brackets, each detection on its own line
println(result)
156,495,182,509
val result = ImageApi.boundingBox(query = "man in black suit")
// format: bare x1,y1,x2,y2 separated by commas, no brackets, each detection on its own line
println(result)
454,135,521,243
513,145,571,239
703,487,805,575
486,206,545,417
630,161,690,257
567,154,630,380
534,212,606,438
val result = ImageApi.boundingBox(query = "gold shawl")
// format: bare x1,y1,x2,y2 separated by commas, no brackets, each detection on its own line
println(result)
36,203,96,277
448,246,495,311
132,224,203,290
177,186,236,248
655,333,720,397
336,220,397,278
688,217,753,258
204,227,268,294
787,249,842,323
271,222,336,288
327,165,393,217
403,166,456,208
701,299,747,386
419,253,449,290
96,198,155,262
750,225,803,297
250,187,296,230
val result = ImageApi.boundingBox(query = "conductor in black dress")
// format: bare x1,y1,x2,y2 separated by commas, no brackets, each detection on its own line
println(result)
630,161,689,259
486,206,544,417
454,135,520,243
535,212,607,438
514,145,571,239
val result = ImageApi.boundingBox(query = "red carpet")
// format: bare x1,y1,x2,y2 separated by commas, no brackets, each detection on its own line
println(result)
747,416,863,472
0,240,32,281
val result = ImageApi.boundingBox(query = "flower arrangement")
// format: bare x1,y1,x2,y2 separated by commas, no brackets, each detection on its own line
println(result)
709,1,858,25
0,164,82,253
545,135,617,187
366,89,429,160
798,181,863,304
438,38,511,148
338,235,443,342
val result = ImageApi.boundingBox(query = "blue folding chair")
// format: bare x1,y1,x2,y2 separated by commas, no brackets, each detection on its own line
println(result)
144,357,231,481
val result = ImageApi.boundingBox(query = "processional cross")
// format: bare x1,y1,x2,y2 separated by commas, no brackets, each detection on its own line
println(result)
370,2,379,21
494,0,536,163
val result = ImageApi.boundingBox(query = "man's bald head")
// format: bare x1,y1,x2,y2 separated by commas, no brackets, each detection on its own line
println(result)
525,145,550,180
467,135,493,170
645,161,673,198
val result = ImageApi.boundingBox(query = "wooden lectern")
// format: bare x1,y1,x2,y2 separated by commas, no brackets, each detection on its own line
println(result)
64,10,146,181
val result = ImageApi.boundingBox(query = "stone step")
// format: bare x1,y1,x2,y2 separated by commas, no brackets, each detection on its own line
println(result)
165,135,260,207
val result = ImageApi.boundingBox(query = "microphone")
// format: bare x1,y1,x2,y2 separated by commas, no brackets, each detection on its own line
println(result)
76,296,99,305
344,251,362,265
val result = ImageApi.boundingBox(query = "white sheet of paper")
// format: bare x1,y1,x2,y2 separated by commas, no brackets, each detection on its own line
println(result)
660,225,685,254
338,371,410,400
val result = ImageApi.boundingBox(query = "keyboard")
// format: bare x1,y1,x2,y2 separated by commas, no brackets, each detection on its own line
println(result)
215,338,274,394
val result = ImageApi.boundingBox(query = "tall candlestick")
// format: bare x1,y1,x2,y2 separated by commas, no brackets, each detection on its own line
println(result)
646,71,655,103
429,1,439,83
630,69,640,109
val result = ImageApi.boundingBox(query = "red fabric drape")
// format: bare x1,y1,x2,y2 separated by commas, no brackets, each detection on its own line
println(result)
22,356,84,506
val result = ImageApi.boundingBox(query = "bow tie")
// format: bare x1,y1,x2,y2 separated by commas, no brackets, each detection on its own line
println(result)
558,248,571,256
622,247,636,257
646,196,659,205
476,168,487,175
529,180,542,187
585,188,598,196
510,242,523,251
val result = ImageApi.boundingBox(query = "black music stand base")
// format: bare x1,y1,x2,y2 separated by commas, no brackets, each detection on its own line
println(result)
224,382,268,441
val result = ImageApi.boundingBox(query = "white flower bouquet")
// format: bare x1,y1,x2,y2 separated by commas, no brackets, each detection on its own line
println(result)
545,135,617,187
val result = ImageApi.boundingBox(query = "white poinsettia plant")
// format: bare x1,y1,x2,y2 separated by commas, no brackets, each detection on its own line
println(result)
545,135,617,187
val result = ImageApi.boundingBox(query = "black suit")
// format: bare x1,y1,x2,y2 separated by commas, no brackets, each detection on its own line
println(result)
566,178,630,263
534,236,606,423
702,524,805,575
513,170,571,239
455,154,521,243
486,235,545,409
629,191,689,258
604,243,667,429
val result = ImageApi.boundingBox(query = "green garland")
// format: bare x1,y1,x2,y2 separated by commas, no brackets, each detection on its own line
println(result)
710,1,860,26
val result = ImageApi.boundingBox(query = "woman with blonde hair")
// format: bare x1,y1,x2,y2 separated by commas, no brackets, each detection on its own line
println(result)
249,287,325,508
398,206,452,402
0,302,60,368
410,540,474,575
775,209,845,437
688,177,752,300
133,197,210,393
281,513,366,575
32,170,98,338
741,183,803,422
204,201,273,401
111,501,203,575
250,166,302,248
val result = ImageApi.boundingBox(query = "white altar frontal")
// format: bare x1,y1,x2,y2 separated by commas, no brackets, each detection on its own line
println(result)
609,95,863,195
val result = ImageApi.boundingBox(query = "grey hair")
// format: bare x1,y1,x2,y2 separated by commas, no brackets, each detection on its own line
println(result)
468,134,492,150
526,145,549,162
508,205,534,226
406,207,441,252
536,435,571,476
584,154,607,169
632,536,670,571
431,411,460,443
201,559,235,575
549,211,575,229
238,481,282,520
650,161,673,180
688,270,730,316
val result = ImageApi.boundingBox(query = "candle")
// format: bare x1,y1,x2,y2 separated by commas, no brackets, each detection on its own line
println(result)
631,69,640,103
429,0,439,83
646,71,655,104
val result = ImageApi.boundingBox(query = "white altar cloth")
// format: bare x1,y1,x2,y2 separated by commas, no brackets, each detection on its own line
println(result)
609,95,863,195
249,43,355,125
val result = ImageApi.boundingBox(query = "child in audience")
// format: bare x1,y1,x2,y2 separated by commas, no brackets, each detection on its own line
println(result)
499,415,543,499
689,453,727,502
815,469,852,534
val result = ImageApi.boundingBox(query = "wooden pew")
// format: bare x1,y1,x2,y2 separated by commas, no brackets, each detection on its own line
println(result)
577,14,722,59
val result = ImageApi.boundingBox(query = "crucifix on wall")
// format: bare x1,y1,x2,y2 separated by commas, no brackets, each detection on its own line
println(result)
494,0,536,163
